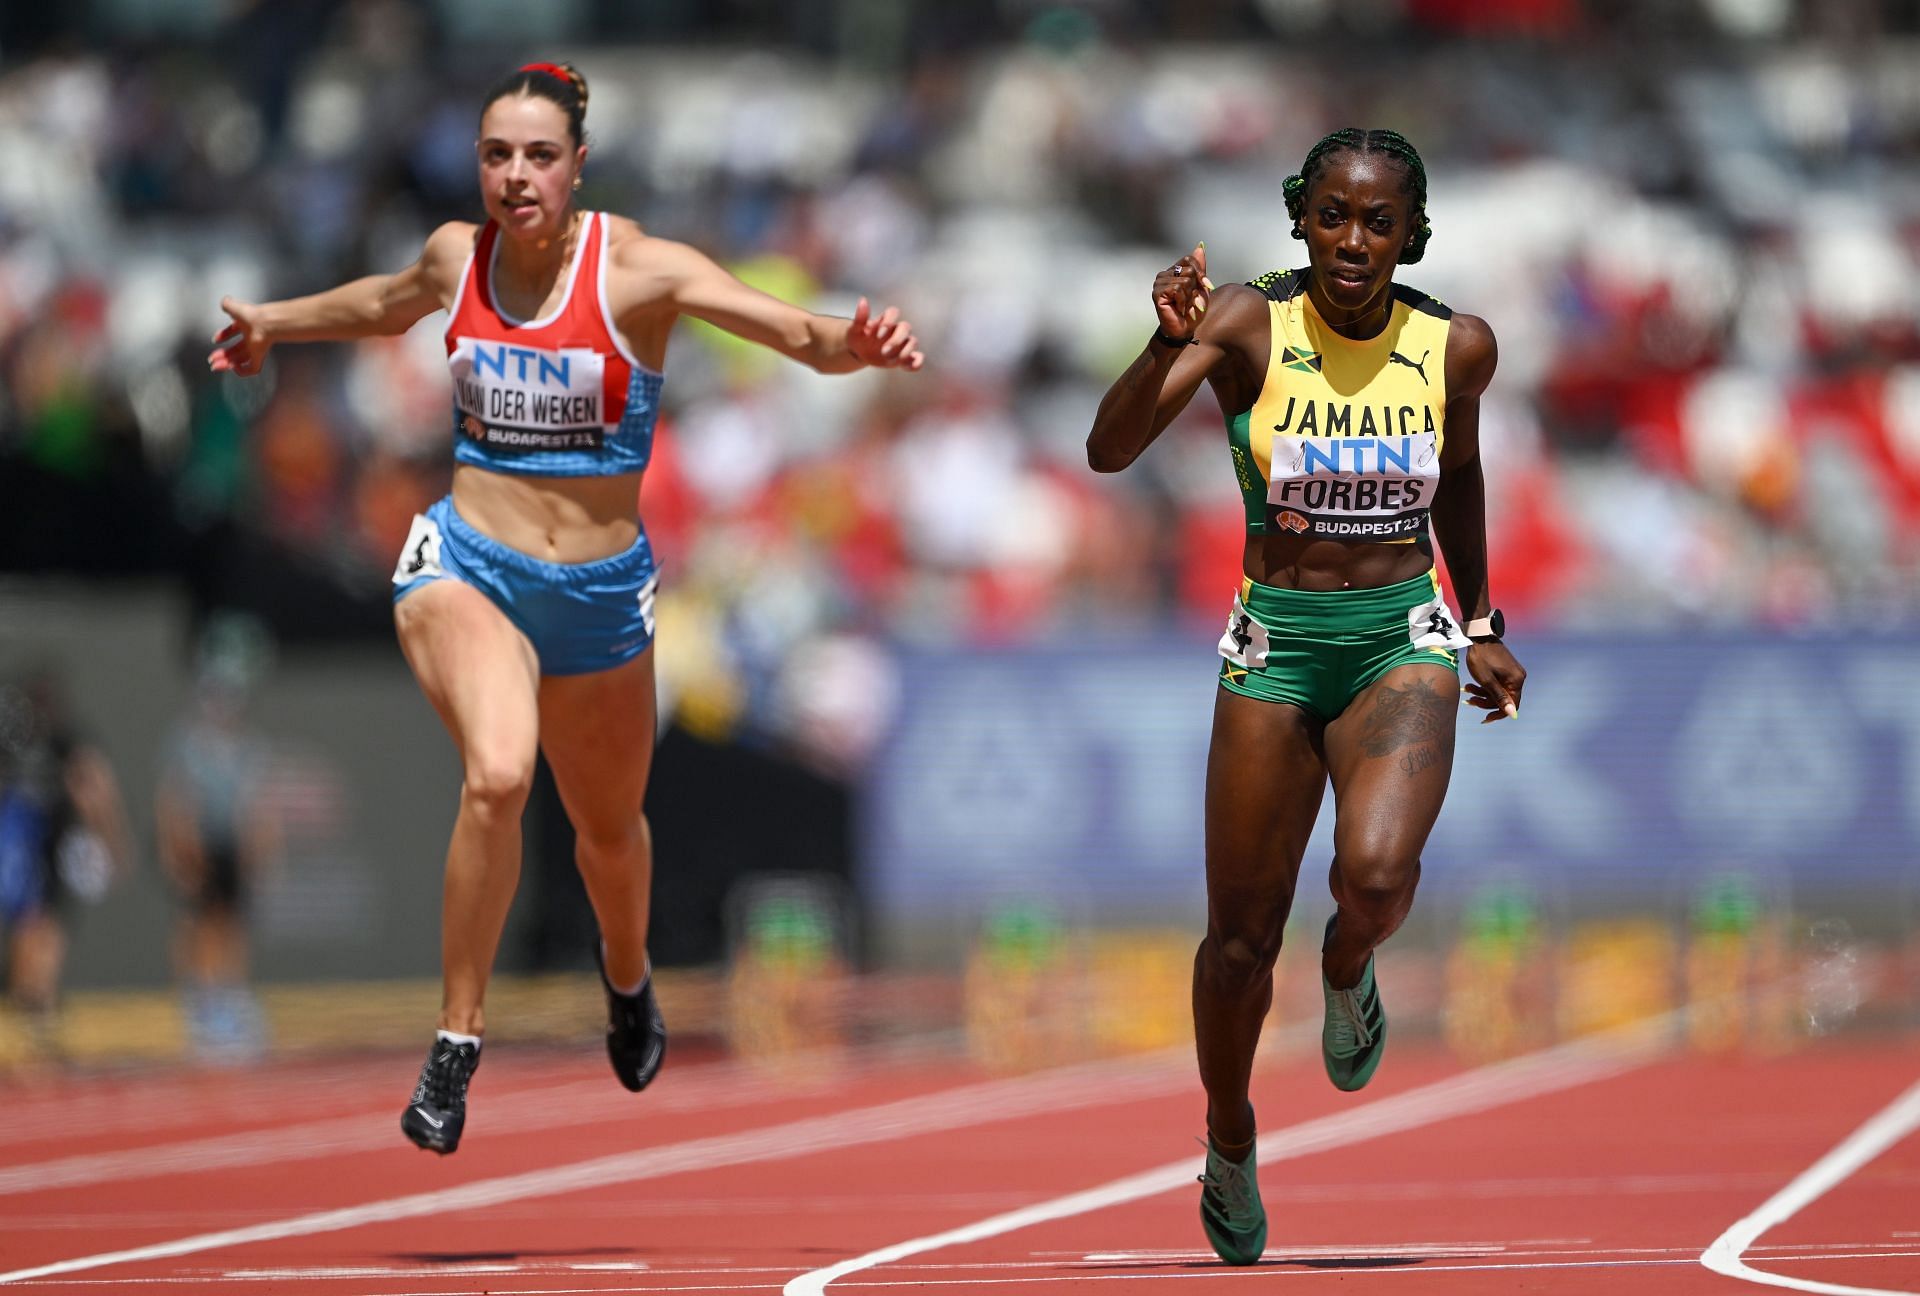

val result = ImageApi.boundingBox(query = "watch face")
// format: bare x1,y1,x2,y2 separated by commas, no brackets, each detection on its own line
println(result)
1489,608,1505,639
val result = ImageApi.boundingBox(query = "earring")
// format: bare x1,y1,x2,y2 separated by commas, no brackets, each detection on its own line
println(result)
1290,223,1305,241
572,176,582,191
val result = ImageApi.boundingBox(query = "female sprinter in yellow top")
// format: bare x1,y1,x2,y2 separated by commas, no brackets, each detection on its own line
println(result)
210,62,924,1154
1087,128,1525,1263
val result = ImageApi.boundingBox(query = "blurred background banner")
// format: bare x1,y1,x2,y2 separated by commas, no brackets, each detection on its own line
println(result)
865,633,1920,929
1,0,1917,1062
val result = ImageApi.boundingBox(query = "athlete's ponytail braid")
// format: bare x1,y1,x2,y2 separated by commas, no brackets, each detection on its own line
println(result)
1283,127,1432,264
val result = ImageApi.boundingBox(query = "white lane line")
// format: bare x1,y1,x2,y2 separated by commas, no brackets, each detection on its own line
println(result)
11,1246,1920,1288
0,1034,969,1150
13,1158,1909,1234
0,1048,1196,1286
1073,1244,1920,1263
810,1255,1920,1289
1701,1076,1920,1296
784,1015,1674,1296
219,1263,649,1277
1062,1238,1592,1258
32,1252,1920,1294
0,1063,408,1147
0,1060,875,1197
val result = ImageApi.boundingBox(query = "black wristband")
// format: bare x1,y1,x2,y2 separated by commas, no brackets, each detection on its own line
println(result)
1150,326,1197,350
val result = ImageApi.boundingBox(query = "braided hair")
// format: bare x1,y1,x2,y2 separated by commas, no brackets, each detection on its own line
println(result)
1282,128,1431,264
481,61,590,145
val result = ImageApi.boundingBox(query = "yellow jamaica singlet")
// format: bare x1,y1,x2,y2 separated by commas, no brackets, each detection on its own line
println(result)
1227,268,1453,542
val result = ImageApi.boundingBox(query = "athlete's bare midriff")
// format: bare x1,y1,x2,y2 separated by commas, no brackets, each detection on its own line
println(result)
1243,532,1433,592
451,463,642,563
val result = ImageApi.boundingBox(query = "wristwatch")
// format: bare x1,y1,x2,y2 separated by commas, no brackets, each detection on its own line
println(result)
1466,609,1505,643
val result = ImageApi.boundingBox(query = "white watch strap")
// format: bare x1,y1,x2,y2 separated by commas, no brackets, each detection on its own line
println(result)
1466,616,1498,640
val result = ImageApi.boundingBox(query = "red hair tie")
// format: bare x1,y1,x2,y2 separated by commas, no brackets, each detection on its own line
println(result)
520,61,574,87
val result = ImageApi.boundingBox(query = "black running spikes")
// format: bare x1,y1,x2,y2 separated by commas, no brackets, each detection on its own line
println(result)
401,1037,480,1154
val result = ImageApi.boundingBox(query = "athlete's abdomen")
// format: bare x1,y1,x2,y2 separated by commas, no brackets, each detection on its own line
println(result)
1242,530,1433,593
449,463,643,564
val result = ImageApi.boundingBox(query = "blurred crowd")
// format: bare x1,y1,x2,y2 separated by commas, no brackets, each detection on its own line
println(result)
3,0,1920,760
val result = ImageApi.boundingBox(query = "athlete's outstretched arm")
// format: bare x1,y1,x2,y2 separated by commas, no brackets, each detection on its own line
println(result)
1087,244,1255,473
1431,313,1526,722
634,239,923,374
208,222,473,377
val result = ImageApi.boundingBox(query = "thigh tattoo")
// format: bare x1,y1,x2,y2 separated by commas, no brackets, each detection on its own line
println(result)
1356,682,1452,770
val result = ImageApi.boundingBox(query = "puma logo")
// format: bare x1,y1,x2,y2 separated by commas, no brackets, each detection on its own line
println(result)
405,534,433,575
1388,349,1430,385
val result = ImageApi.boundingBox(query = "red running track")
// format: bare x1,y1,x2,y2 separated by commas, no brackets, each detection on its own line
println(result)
0,1029,1914,1295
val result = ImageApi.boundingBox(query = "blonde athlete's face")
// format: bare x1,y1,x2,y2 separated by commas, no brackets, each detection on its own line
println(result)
476,94,587,241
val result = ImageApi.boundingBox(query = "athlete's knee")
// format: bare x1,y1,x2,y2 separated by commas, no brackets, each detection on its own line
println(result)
573,808,648,864
1333,851,1421,923
1200,929,1281,993
461,751,534,821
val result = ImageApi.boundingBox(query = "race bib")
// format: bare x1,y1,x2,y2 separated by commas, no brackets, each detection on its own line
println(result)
1266,427,1440,541
451,336,607,452
1218,594,1270,669
393,513,445,585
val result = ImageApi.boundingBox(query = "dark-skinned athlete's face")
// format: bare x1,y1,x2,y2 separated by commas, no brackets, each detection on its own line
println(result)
1299,152,1419,315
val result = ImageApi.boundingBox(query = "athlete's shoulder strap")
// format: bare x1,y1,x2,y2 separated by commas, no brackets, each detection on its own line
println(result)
1247,268,1308,302
460,220,501,313
1391,281,1452,320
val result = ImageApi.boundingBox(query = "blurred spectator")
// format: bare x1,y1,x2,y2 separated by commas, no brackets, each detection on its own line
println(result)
0,669,132,1054
154,614,281,1060
4,8,1920,763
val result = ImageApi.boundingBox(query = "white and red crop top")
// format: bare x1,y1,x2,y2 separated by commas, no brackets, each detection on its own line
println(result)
444,211,661,477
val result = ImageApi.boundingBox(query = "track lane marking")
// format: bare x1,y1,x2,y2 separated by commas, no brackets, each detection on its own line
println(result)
0,1035,971,1149
26,1251,1920,1293
0,1047,1201,1286
784,1014,1676,1296
1701,1076,1920,1296
9,1245,1920,1289
0,1059,892,1196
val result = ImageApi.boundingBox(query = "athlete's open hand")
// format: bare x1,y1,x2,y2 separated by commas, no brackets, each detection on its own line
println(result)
1463,643,1527,724
1153,242,1213,341
846,298,925,371
208,297,272,377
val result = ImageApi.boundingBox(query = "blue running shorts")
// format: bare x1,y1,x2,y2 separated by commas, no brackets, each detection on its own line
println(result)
391,496,658,676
